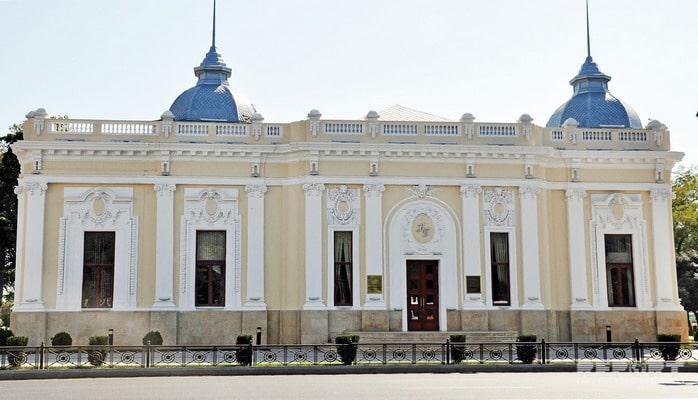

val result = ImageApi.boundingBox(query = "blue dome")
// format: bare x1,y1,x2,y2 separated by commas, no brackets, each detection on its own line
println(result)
169,46,255,123
547,56,642,129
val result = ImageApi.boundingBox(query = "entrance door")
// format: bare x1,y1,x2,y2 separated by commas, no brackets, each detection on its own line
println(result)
406,260,439,331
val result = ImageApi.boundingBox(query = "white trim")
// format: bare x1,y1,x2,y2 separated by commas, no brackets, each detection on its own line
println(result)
153,184,176,309
54,187,138,311
179,188,241,310
326,226,361,309
589,193,652,310
303,183,326,309
483,227,519,309
386,199,459,332
460,184,484,308
244,184,267,310
363,183,386,309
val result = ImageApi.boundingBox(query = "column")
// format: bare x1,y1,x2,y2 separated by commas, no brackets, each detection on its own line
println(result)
18,182,47,310
303,183,325,309
244,184,268,309
460,184,484,307
363,183,385,309
520,185,543,309
650,188,680,310
153,184,176,309
566,188,591,309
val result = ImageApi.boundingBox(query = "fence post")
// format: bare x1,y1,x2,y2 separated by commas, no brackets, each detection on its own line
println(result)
146,340,151,368
541,339,546,365
445,339,450,365
250,343,254,366
634,338,641,363
40,342,45,370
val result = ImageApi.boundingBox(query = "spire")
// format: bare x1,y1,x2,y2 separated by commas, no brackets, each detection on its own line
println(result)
212,0,216,48
585,0,591,57
193,0,231,85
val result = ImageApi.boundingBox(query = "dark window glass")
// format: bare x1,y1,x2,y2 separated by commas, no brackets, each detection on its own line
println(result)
195,231,226,307
490,232,511,306
605,234,635,307
466,276,481,294
334,231,353,306
82,232,115,308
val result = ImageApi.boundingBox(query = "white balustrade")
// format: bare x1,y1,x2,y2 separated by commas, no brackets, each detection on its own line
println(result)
581,130,612,141
382,123,418,135
618,130,647,142
424,124,459,136
216,124,247,137
102,122,157,135
265,125,283,138
550,130,564,141
478,124,517,137
51,121,94,134
323,121,364,134
176,123,209,136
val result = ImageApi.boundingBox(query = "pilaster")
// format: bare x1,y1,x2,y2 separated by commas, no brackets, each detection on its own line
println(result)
519,184,543,309
244,184,268,310
363,183,385,309
303,183,325,309
460,184,484,307
17,182,47,310
566,188,591,309
153,184,176,309
650,188,681,310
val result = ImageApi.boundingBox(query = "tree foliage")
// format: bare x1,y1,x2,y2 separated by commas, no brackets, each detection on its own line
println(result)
0,124,23,306
672,168,698,318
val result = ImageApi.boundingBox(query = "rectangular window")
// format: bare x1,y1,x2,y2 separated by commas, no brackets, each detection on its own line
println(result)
334,231,353,307
605,234,635,307
490,232,511,306
195,231,226,307
82,232,115,308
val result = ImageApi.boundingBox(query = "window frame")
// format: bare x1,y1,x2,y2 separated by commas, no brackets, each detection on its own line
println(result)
81,231,116,309
327,226,360,309
333,230,354,307
604,234,636,308
195,230,227,307
489,231,511,307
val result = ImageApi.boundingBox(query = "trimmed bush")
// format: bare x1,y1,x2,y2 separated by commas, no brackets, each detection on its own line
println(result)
0,329,14,346
87,336,109,366
694,330,698,342
516,334,537,364
51,332,73,346
657,334,681,361
142,331,163,346
449,334,466,363
236,335,253,366
335,335,359,365
6,336,28,368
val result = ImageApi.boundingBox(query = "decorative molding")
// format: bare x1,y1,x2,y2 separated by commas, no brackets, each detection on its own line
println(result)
401,205,446,255
154,183,176,196
459,184,482,199
180,187,241,310
408,184,434,199
245,183,268,198
24,182,47,195
519,184,541,199
302,183,325,197
483,188,515,227
362,183,385,197
57,187,138,310
649,188,672,202
327,185,360,226
565,188,586,202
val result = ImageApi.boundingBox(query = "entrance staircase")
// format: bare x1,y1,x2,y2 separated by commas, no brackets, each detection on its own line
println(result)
343,331,518,343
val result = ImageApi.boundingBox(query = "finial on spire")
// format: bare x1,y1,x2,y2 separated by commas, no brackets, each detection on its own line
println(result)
585,0,591,57
212,0,217,48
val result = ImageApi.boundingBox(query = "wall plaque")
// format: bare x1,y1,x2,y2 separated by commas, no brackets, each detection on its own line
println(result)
367,275,383,294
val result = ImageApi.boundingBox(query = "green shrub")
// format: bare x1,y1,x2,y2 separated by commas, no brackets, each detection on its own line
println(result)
87,336,109,366
51,332,73,346
236,335,253,365
0,329,14,346
449,334,466,363
694,330,698,342
335,335,359,365
6,336,28,368
142,331,163,346
516,334,537,364
657,334,681,361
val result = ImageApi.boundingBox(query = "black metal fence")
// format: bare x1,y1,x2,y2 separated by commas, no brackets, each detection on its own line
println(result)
0,340,696,370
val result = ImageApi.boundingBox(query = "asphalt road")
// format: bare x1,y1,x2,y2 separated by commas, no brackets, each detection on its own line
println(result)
1,372,697,400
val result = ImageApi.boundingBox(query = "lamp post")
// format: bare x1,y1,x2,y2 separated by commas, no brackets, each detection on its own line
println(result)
605,325,612,343
108,328,114,346
256,327,262,345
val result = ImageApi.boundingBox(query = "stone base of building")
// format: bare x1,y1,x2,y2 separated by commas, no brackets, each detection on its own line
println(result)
11,309,689,346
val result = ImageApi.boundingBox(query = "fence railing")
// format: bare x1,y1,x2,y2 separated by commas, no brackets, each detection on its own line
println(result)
0,340,696,370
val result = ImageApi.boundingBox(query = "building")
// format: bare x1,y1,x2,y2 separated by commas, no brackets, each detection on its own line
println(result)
10,4,688,345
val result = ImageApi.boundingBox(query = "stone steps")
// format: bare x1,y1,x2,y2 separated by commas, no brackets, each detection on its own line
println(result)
343,331,519,344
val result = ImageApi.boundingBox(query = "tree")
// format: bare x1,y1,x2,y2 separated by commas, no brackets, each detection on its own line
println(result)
672,168,698,322
0,124,22,316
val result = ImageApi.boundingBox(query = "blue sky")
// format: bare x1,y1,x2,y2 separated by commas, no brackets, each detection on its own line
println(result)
1,0,696,166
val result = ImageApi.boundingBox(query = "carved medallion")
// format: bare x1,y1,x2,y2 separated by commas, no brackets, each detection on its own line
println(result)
411,213,435,244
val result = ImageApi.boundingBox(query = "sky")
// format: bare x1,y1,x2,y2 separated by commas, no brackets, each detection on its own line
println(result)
0,0,696,166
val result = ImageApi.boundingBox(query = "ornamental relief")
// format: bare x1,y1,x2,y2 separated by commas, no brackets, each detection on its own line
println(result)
592,193,643,230
187,188,236,225
401,205,445,255
483,188,515,227
327,185,360,226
